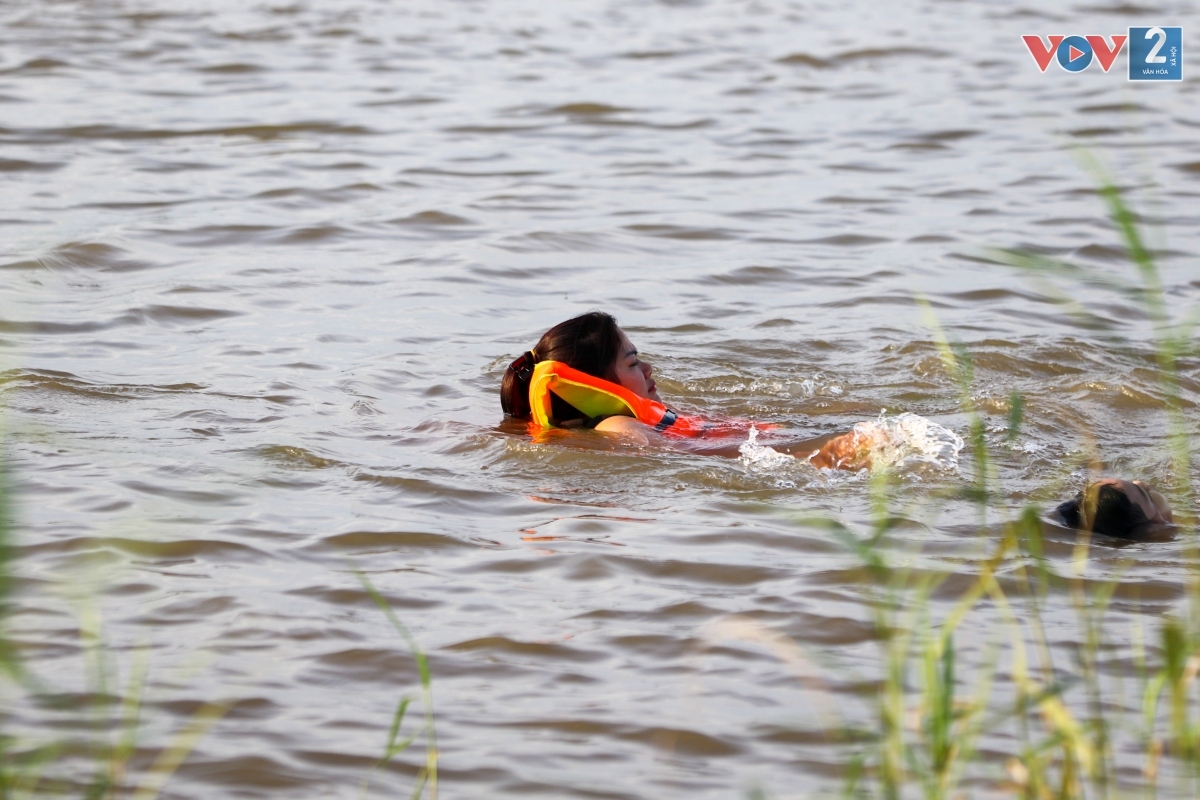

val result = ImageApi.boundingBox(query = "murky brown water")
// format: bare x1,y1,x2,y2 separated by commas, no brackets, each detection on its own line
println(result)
2,0,1198,796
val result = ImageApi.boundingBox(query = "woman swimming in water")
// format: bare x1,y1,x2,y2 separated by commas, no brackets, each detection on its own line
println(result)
501,311,884,469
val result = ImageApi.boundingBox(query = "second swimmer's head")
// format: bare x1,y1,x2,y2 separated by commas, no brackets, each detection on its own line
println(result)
1055,478,1174,540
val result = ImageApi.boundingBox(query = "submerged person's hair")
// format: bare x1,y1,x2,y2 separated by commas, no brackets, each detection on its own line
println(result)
1056,484,1151,539
501,311,624,420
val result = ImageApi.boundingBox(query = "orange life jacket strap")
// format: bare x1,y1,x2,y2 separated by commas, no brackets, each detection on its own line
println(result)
522,360,765,439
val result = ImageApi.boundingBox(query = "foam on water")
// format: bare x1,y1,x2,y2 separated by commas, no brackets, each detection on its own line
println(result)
737,425,798,471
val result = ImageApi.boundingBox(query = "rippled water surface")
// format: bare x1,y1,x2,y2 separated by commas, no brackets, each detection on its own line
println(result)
2,0,1199,796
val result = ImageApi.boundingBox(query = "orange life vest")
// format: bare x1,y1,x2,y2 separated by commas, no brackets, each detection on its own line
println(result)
527,360,712,436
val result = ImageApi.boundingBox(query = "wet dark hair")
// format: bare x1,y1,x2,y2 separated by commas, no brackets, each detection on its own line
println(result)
1055,483,1151,539
500,311,624,421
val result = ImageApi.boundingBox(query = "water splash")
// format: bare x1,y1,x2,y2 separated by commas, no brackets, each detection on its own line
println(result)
850,411,964,474
738,413,964,478
738,425,796,470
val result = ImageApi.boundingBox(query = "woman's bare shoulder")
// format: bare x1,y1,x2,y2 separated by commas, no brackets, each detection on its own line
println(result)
594,415,651,443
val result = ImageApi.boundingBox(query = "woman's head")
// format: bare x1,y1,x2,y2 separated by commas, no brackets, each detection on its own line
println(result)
500,311,659,419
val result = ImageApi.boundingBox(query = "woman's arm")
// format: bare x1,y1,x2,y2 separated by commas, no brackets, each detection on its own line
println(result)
689,428,882,469
682,432,836,459
595,416,882,471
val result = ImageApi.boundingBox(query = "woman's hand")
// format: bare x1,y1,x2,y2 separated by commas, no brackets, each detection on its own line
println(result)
808,428,886,471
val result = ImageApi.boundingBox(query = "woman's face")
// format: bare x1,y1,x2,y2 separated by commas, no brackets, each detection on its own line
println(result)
611,329,661,403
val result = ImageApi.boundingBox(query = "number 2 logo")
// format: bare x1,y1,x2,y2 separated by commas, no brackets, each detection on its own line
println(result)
1128,26,1182,81
1143,27,1168,64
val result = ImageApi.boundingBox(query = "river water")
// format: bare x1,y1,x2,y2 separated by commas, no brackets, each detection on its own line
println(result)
2,0,1198,797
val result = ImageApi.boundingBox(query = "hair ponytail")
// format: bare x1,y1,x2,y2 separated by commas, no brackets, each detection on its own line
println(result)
499,311,622,420
501,351,536,418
